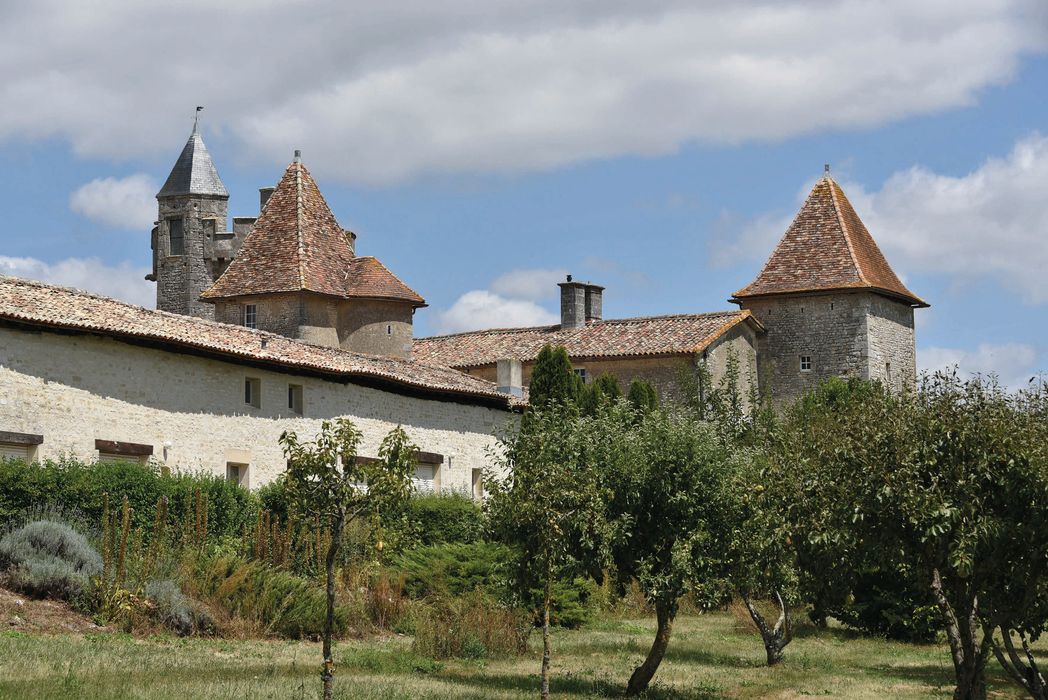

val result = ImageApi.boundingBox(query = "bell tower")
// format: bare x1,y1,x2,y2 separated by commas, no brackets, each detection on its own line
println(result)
148,111,229,319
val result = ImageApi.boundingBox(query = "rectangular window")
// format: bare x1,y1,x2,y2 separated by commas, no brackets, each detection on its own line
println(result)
800,355,813,372
226,462,249,488
242,304,257,329
98,452,147,466
573,368,588,383
288,384,303,415
245,377,261,408
168,218,185,256
885,362,892,384
472,468,484,500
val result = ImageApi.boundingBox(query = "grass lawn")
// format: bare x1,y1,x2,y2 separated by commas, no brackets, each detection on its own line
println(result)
0,612,1036,699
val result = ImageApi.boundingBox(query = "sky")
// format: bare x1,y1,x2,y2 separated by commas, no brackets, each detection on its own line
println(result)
0,0,1046,387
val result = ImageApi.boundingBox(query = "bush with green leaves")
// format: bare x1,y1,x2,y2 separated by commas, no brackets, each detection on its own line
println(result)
0,458,256,541
0,520,102,601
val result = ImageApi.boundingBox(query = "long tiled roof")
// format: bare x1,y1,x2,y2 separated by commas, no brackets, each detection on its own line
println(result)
732,177,927,307
413,311,761,369
0,276,515,408
157,127,228,198
201,160,425,306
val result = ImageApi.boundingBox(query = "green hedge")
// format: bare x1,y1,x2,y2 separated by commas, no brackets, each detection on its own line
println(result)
0,458,256,540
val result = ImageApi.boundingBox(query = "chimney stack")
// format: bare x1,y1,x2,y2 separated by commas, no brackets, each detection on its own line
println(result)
496,358,523,397
558,275,604,329
259,187,275,212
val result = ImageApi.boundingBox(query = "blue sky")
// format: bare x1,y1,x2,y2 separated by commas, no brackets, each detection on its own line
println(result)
0,1,1046,385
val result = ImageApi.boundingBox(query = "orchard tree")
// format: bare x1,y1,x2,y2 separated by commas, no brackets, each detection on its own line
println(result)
603,406,736,695
281,420,417,700
776,374,1048,700
486,402,611,700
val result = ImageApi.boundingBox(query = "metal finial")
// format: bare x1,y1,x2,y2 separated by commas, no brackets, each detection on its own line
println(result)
193,106,203,133
824,163,831,175
294,149,302,163
566,274,573,282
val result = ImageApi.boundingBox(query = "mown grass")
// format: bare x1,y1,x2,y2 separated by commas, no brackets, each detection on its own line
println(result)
0,612,1038,699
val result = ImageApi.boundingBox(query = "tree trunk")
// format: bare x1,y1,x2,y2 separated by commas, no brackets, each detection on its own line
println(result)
626,600,675,695
990,626,1048,700
541,577,552,700
743,591,793,666
930,568,990,700
321,516,344,700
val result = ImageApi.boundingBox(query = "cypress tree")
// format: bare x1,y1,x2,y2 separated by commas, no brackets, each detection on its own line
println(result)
628,379,659,413
529,344,578,408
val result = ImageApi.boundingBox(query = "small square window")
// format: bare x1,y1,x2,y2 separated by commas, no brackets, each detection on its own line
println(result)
226,462,249,488
288,384,303,415
242,304,257,329
573,368,588,383
168,218,185,256
245,377,261,408
800,356,813,372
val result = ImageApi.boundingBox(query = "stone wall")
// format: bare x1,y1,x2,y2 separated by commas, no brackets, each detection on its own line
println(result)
155,194,229,320
338,300,414,359
740,290,916,405
0,326,512,492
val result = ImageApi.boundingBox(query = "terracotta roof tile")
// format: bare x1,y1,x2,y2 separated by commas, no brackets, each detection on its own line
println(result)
0,276,515,408
413,311,761,369
201,160,424,306
732,177,927,307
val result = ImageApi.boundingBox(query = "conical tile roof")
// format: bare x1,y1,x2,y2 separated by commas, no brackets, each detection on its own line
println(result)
157,126,228,198
201,159,425,306
732,177,927,307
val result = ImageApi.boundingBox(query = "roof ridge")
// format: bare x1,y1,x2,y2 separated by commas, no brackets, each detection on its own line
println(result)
296,163,306,290
827,178,867,286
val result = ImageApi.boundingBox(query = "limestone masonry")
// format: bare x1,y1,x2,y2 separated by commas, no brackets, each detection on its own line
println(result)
0,123,926,488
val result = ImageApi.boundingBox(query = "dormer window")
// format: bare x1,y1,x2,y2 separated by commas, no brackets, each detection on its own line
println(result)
168,218,185,256
242,304,257,329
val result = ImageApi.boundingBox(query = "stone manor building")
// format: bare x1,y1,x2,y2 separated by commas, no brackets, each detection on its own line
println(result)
414,173,928,405
0,123,926,485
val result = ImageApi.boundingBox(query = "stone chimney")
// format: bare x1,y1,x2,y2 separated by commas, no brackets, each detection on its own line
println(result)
345,229,357,256
496,358,523,397
259,187,276,212
558,275,604,329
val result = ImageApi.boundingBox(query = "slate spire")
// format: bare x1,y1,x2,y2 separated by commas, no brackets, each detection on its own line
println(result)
157,122,228,199
732,176,927,308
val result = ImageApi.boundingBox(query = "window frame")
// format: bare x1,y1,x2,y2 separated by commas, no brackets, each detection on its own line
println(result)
288,384,304,415
167,217,185,257
242,304,257,329
799,355,813,372
573,367,588,383
245,377,261,408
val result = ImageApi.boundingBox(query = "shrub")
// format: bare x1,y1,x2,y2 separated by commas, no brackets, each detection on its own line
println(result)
411,591,530,659
394,542,507,599
185,556,347,639
145,579,194,636
0,520,102,601
833,568,941,643
391,493,485,548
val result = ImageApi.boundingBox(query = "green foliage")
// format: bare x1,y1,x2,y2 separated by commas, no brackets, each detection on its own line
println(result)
0,520,102,601
836,568,940,643
186,555,347,638
394,542,506,599
411,591,530,659
0,458,255,541
627,380,659,413
394,493,485,548
774,373,1048,698
528,344,578,408
578,373,621,416
534,577,599,629
144,579,194,636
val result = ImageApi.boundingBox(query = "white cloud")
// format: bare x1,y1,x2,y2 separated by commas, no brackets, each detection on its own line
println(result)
918,342,1040,389
69,174,157,230
435,290,558,334
0,1,1044,183
717,133,1048,304
0,256,153,308
490,268,568,301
